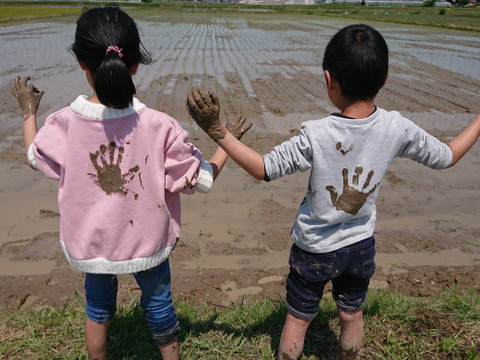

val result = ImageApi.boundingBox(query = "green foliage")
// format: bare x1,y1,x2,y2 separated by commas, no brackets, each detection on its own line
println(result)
423,0,436,7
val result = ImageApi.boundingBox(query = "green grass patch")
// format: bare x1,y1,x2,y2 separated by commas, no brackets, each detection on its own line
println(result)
1,287,479,359
1,2,480,32
0,5,82,24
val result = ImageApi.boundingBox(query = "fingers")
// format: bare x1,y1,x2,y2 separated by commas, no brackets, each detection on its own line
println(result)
187,87,209,108
11,76,21,98
363,170,374,190
235,116,253,133
14,75,21,91
342,168,349,186
10,86,19,99
186,88,219,110
243,121,253,133
234,115,246,126
186,88,201,114
208,90,220,108
21,75,31,88
198,88,213,107
12,75,43,99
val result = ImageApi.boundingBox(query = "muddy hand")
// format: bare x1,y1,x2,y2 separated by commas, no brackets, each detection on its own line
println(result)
226,115,252,140
186,88,226,141
11,76,44,118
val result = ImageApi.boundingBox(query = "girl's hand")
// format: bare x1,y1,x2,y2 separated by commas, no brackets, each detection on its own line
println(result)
186,88,226,141
226,115,252,140
11,76,44,119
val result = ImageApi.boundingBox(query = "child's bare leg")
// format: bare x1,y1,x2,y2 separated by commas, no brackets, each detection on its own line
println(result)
278,312,313,360
337,306,363,360
158,340,179,360
85,318,109,360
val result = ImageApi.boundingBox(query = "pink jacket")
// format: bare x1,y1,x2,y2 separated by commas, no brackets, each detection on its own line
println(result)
32,96,212,274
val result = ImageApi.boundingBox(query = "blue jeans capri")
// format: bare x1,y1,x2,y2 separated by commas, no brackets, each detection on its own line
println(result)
286,236,376,319
85,259,180,346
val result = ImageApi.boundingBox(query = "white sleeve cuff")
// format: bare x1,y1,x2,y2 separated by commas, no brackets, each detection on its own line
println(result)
27,143,38,169
196,160,213,193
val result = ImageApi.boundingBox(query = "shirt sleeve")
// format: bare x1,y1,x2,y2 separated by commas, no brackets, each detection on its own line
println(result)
398,120,453,169
263,125,313,181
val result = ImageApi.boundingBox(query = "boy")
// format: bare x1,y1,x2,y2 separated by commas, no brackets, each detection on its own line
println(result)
185,24,480,360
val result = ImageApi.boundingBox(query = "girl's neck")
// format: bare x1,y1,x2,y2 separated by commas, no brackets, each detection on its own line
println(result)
87,93,101,104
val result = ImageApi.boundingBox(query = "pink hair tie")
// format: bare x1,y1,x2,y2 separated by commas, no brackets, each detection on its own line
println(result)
105,45,123,58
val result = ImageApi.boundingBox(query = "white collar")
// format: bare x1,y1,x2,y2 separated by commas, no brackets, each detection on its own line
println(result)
70,95,146,120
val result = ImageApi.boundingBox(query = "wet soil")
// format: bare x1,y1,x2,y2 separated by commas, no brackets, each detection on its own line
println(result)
0,13,479,318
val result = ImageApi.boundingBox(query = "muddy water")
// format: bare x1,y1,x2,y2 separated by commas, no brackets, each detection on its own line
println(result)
1,13,479,282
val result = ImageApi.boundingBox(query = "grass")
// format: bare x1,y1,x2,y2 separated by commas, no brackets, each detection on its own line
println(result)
1,2,480,32
0,5,81,24
1,287,479,359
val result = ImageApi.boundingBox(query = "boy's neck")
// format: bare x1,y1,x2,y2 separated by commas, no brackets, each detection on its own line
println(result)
339,100,376,119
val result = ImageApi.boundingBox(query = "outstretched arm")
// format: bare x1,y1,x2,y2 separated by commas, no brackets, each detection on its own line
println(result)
11,75,44,170
186,88,265,180
216,131,266,181
448,113,480,167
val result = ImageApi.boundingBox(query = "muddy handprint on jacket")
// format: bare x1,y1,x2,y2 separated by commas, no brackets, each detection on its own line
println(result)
326,167,378,215
88,141,140,196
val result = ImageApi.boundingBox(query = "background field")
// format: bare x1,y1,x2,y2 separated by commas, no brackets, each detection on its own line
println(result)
0,4,479,359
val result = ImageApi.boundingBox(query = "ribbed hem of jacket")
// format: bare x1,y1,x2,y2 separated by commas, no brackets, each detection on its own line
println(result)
60,240,173,274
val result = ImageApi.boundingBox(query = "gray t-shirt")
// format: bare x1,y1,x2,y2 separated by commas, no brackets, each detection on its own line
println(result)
263,107,452,253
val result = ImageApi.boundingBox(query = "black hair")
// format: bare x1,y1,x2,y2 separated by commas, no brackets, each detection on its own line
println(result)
70,5,152,109
322,24,388,102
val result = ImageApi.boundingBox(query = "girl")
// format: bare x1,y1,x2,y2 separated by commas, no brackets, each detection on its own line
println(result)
11,5,249,360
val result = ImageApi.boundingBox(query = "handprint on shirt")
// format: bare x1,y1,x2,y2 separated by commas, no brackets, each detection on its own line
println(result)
326,167,378,215
88,141,140,196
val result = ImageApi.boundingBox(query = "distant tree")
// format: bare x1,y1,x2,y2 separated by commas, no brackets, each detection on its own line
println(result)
423,0,436,6
456,0,469,5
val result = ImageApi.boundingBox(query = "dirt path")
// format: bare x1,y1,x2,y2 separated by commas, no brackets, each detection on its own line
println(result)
1,12,479,316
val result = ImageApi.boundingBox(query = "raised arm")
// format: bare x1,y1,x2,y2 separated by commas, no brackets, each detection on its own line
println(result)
11,75,44,169
186,88,265,180
448,113,480,167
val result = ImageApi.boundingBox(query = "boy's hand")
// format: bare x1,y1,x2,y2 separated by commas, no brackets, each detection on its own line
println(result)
226,115,252,140
11,76,44,119
186,88,226,141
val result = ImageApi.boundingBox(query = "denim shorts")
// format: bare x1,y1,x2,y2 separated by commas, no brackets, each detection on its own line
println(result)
286,236,376,319
85,259,180,345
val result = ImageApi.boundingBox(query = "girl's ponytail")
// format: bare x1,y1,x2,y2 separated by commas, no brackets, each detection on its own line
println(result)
95,47,136,109
70,5,151,109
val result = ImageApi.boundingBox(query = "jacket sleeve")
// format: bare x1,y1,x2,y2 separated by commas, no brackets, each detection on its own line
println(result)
164,128,204,194
32,113,67,181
